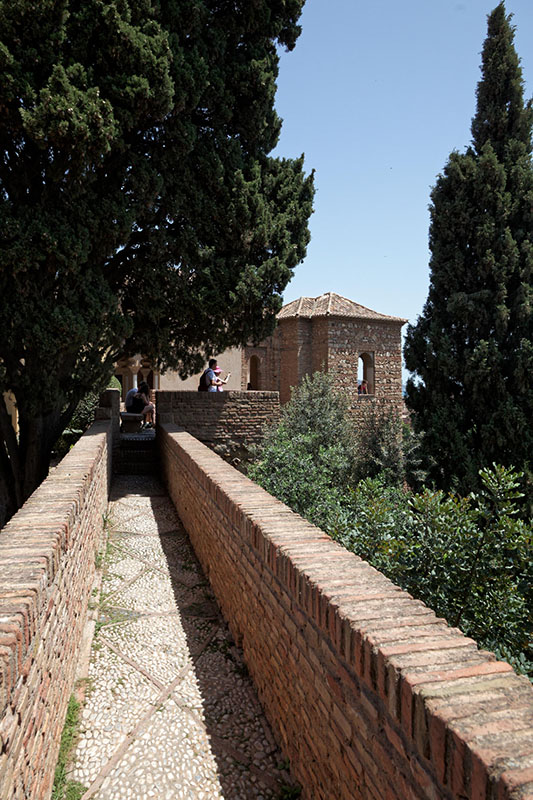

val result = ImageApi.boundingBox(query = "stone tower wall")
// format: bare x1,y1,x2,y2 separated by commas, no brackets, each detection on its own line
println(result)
311,316,329,375
278,317,299,404
243,300,405,416
296,318,313,384
326,317,403,399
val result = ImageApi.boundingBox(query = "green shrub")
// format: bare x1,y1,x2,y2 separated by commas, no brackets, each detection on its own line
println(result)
52,375,122,459
352,406,405,486
329,466,533,678
249,374,533,678
248,372,358,529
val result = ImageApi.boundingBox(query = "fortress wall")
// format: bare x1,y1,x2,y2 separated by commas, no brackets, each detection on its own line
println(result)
159,422,533,800
156,390,280,462
297,317,313,383
0,394,117,800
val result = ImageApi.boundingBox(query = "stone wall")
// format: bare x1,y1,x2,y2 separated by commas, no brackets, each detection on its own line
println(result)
0,413,114,799
311,317,329,376
159,423,533,800
327,317,403,400
278,318,300,404
156,390,280,463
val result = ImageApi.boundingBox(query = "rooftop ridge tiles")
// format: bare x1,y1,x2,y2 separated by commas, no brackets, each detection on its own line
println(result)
278,291,407,322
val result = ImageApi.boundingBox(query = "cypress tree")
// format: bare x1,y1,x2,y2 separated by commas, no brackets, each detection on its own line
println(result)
404,2,533,493
0,1,314,522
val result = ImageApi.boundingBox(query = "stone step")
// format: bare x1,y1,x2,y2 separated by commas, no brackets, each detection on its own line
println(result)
114,461,158,475
114,457,158,475
114,431,158,475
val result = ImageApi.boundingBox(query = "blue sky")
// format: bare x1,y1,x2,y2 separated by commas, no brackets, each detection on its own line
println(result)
273,0,533,347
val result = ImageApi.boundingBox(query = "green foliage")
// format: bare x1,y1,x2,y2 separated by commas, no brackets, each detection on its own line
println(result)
0,0,314,518
248,373,358,529
327,467,532,679
52,375,122,458
250,373,419,525
404,3,533,497
352,407,427,488
250,375,533,677
52,696,87,800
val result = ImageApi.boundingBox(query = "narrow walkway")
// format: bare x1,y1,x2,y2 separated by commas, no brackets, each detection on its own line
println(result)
69,474,295,800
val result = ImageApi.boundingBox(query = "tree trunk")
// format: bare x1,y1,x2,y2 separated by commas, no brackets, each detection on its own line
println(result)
0,400,65,527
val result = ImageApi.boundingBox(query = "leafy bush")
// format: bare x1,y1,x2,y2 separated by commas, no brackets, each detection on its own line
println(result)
249,374,533,678
248,372,358,529
250,372,422,520
352,405,404,486
329,466,533,675
52,376,122,459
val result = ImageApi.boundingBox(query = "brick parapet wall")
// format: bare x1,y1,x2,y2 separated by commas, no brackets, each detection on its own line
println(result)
156,391,279,460
348,395,408,428
0,420,111,799
95,388,120,480
158,423,533,800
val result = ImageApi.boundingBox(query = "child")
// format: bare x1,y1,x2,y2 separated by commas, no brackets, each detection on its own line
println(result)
213,366,231,392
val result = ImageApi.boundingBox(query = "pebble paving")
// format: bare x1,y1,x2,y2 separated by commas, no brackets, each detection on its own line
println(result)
69,475,294,800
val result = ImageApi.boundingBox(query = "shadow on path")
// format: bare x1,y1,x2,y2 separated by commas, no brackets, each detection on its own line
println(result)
69,475,298,800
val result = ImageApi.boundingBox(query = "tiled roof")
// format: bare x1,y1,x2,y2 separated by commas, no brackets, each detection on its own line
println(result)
278,292,407,323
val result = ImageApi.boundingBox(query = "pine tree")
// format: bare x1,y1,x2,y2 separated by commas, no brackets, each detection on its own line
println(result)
0,1,314,523
404,2,533,493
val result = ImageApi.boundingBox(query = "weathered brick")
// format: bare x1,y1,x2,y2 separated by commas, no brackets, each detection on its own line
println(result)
0,417,111,798
158,422,533,800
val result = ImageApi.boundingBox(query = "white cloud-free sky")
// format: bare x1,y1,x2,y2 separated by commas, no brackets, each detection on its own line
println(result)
273,0,533,354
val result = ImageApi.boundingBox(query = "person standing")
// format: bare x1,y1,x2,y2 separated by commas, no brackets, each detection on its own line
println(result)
213,366,231,391
198,359,218,392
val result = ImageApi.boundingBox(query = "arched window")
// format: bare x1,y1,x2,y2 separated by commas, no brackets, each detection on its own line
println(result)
358,352,374,395
248,355,260,390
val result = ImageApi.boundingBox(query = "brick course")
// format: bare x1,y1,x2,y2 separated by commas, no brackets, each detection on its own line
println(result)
156,390,280,462
158,423,533,800
0,415,113,800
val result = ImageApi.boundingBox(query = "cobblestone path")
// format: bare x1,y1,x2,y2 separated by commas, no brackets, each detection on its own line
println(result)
69,475,294,800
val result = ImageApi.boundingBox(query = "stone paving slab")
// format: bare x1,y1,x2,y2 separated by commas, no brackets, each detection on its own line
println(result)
69,475,296,800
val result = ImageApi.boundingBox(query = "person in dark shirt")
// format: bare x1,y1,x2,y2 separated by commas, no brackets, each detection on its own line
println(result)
198,359,218,392
130,381,155,427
